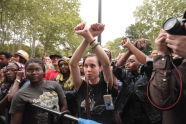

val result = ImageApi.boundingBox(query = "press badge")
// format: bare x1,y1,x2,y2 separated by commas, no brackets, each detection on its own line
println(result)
103,94,114,110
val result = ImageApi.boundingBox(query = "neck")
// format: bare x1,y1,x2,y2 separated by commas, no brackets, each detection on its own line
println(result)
88,77,100,85
131,71,139,76
54,64,59,70
62,72,70,80
30,80,44,87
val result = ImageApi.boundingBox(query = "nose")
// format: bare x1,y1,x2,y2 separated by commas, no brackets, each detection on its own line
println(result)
125,62,129,66
87,66,92,71
6,70,10,74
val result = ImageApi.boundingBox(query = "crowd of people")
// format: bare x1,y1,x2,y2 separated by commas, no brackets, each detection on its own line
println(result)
0,13,186,124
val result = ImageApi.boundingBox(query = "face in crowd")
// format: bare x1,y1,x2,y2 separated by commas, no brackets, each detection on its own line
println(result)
58,60,70,75
125,55,140,72
51,57,61,66
4,62,19,82
150,50,159,58
25,59,45,84
0,52,11,68
43,56,52,65
83,55,101,81
79,61,84,75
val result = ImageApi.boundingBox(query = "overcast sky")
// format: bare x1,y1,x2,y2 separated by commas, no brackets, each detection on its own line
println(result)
79,0,144,45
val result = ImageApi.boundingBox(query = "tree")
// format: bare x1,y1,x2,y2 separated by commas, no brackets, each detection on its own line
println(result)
0,0,82,57
132,0,186,49
104,37,123,59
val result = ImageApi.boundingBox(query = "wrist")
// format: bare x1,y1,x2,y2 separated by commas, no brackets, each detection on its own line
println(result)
15,79,21,84
89,39,96,45
124,41,132,49
84,31,94,42
90,40,98,46
91,41,100,49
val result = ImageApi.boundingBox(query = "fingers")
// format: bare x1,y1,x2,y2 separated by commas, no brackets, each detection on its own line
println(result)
74,22,86,30
74,23,89,35
121,37,130,47
90,23,105,31
166,44,177,53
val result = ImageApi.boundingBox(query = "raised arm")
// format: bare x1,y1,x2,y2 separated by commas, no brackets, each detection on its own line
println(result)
7,70,24,101
89,23,113,88
69,23,93,90
116,51,132,67
121,38,147,64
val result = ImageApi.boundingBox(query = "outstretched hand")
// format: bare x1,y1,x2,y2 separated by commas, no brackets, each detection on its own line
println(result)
89,23,105,37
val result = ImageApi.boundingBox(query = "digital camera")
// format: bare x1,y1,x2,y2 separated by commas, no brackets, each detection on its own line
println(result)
163,11,186,35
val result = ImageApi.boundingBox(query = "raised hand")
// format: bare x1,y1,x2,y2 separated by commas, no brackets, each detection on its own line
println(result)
135,38,147,50
74,23,93,42
121,37,131,48
89,23,105,37
16,70,24,83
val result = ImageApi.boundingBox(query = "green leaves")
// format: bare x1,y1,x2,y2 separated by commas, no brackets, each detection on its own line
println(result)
0,0,82,57
105,0,185,56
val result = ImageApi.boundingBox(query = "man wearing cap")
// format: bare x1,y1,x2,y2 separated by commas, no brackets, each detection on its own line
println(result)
44,54,62,80
13,50,29,64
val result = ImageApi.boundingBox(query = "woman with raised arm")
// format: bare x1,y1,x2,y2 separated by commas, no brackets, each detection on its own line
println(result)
69,23,117,124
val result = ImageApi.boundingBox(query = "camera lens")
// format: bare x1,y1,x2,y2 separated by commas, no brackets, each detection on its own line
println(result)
163,18,178,30
163,18,183,35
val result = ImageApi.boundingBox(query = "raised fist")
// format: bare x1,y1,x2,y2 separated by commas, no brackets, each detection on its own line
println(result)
89,23,105,37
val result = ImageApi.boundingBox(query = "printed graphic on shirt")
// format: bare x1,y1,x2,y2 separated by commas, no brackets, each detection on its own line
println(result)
32,91,59,111
80,98,95,111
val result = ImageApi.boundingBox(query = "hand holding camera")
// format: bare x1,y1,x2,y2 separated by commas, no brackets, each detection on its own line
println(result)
154,30,170,55
161,11,186,57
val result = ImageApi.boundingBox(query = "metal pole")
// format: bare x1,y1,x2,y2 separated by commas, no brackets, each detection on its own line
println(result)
98,0,102,45
31,104,78,122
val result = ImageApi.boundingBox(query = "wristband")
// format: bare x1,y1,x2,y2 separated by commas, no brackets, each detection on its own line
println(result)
15,79,21,83
92,43,100,49
89,39,96,45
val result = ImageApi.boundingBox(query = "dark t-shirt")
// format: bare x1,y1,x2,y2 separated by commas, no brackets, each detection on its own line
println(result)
9,80,66,124
76,77,116,124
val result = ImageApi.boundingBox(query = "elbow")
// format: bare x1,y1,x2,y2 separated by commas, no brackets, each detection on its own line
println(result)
69,60,77,68
7,94,13,101
101,60,110,68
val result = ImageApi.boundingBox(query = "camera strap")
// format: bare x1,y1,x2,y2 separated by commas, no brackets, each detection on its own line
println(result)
147,58,183,110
